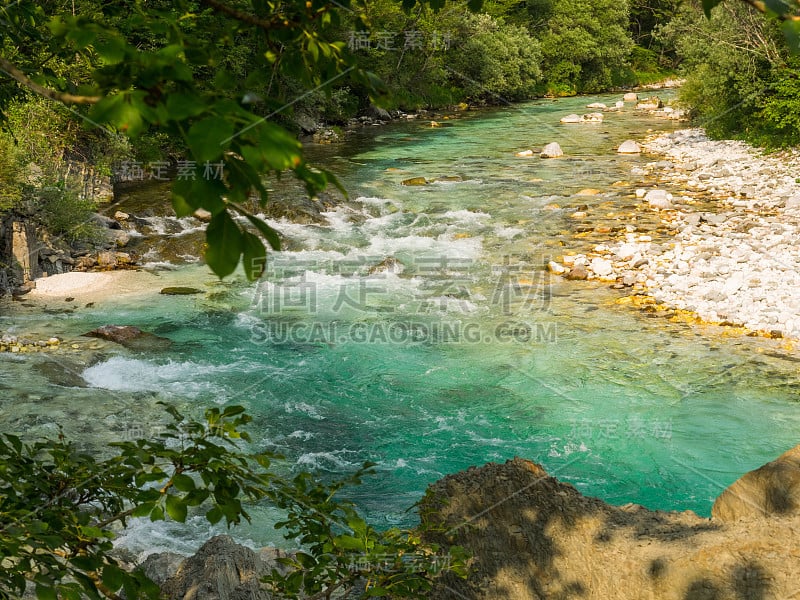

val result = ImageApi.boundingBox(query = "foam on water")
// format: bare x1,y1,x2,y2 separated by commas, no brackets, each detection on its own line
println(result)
82,357,230,399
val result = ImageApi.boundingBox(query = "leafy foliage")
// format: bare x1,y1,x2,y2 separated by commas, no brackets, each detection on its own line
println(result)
661,0,800,146
0,405,465,599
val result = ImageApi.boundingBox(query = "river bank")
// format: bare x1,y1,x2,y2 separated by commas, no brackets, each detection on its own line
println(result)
554,127,800,345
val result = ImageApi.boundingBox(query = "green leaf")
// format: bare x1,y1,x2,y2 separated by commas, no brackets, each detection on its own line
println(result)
701,0,722,18
782,20,800,54
765,0,792,16
206,506,223,525
101,564,126,592
131,501,156,518
35,584,57,600
94,35,127,64
166,494,188,522
205,211,243,278
242,213,281,251
89,92,146,137
241,231,266,281
333,534,364,551
172,473,196,492
166,93,207,121
187,117,234,162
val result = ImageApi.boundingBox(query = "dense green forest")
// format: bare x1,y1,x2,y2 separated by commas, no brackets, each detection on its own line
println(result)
1,0,799,277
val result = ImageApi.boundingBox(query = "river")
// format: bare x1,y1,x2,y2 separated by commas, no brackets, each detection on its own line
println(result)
3,92,800,557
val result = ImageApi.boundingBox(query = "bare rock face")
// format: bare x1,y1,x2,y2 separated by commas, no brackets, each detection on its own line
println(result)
158,535,289,600
421,457,800,599
712,445,800,522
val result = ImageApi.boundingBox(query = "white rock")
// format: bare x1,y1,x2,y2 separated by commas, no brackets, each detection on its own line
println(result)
590,258,614,277
547,261,567,275
540,142,563,158
615,101,625,109
635,188,646,198
560,114,583,124
644,189,673,210
623,92,638,102
586,103,607,109
583,113,604,122
618,140,641,154
515,149,534,157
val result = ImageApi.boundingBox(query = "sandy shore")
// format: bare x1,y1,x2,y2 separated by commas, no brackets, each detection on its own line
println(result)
554,128,800,342
26,267,213,305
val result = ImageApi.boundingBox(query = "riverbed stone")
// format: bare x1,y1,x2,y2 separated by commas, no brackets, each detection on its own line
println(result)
83,325,172,351
540,142,563,158
560,114,582,124
617,140,641,154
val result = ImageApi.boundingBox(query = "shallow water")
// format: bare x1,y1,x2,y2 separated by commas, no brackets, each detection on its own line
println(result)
3,93,800,556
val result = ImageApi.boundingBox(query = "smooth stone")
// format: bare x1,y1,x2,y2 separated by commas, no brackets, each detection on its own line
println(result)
160,287,203,296
617,140,641,154
565,266,589,280
623,92,638,102
560,114,582,124
540,142,563,158
83,325,172,351
401,177,428,186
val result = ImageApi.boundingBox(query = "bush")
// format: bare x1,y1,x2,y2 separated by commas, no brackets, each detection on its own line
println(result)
0,405,468,600
34,184,102,243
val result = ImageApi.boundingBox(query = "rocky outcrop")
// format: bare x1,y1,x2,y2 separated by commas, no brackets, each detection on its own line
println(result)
150,535,290,600
421,457,800,599
712,445,800,522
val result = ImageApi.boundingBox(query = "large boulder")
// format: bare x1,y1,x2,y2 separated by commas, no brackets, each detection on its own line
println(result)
159,536,290,600
712,445,800,522
421,456,800,599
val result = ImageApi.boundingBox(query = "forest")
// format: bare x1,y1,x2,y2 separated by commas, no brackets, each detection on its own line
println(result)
2,0,799,270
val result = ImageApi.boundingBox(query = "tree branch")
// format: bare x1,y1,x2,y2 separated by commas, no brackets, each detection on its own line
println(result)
199,0,285,29
741,0,800,21
0,56,101,104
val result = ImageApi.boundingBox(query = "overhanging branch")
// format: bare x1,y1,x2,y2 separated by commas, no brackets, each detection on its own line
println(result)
741,0,800,21
0,56,101,104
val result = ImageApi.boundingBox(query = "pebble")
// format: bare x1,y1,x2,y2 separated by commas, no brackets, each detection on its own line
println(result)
557,128,800,340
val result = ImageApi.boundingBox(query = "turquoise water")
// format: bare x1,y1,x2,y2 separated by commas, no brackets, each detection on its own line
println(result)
3,93,800,556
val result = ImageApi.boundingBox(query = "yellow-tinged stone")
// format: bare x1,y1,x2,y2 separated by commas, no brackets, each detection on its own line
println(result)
386,167,404,173
430,121,440,127
517,278,535,286
576,188,601,196
543,203,560,210
453,232,471,239
71,344,81,349
529,178,544,182
612,180,629,187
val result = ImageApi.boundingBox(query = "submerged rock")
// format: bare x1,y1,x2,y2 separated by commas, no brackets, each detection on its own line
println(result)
402,177,429,186
83,325,172,350
160,287,203,296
